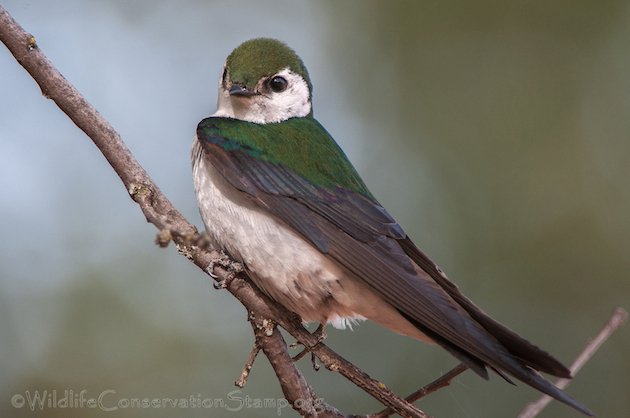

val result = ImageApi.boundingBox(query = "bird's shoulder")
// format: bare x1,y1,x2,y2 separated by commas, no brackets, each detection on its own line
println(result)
197,116,373,198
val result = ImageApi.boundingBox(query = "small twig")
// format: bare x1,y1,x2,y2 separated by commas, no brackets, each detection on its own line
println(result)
311,353,321,371
518,307,628,418
407,363,468,403
247,312,345,418
235,341,261,388
371,363,468,418
292,323,327,365
292,346,310,363
290,348,322,372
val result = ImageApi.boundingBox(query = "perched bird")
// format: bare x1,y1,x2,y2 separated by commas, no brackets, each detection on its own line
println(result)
192,38,591,416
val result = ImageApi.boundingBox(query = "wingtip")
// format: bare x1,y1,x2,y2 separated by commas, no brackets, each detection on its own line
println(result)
523,369,594,416
572,402,595,417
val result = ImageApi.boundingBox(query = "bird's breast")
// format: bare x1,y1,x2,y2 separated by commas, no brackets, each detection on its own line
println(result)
191,137,432,341
191,138,364,327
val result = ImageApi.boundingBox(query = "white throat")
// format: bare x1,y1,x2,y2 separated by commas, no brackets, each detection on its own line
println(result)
212,68,311,124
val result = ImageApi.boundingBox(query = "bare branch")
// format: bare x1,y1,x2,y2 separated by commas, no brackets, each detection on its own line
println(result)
219,263,430,418
371,363,468,418
518,307,628,418
235,340,261,388
0,6,428,417
246,313,345,418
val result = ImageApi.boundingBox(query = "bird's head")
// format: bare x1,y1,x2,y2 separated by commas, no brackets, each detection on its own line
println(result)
213,38,313,124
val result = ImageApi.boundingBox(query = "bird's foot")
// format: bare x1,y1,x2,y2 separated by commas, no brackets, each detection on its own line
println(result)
208,250,243,288
291,323,327,370
312,323,327,344
290,323,327,348
291,348,321,371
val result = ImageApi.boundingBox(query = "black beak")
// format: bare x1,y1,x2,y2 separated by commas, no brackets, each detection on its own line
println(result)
229,84,257,97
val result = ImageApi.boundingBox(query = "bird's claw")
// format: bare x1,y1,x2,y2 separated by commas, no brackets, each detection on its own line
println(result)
312,323,327,344
291,323,327,369
208,251,243,288
207,251,231,278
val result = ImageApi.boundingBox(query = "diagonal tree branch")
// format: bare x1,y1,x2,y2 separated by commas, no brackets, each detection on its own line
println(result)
518,307,628,418
0,6,427,418
372,363,469,418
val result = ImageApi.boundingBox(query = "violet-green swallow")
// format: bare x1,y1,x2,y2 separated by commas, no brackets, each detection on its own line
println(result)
192,38,591,416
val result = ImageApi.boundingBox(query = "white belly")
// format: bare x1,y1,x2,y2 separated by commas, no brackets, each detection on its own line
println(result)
192,139,363,328
191,137,430,340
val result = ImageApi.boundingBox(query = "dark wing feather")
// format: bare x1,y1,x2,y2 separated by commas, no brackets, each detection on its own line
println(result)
398,238,573,377
197,121,592,416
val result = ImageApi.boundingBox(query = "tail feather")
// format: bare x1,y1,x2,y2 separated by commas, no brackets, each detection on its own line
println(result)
398,310,490,379
399,238,571,377
510,364,593,416
402,313,593,415
398,238,593,415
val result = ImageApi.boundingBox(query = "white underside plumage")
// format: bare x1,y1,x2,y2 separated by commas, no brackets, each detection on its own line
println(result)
192,139,361,329
191,138,429,339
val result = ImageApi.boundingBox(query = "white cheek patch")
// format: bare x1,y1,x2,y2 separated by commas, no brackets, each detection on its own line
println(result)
213,68,312,124
262,68,311,121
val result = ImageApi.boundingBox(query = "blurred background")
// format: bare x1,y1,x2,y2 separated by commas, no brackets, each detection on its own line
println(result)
1,1,628,417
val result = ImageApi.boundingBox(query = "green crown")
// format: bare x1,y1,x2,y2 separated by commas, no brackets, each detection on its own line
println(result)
226,38,312,93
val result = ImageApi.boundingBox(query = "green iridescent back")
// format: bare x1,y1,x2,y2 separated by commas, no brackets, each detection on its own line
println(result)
197,117,372,199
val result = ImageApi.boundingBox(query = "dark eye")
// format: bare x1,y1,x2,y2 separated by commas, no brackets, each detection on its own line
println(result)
221,66,229,88
269,76,288,93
